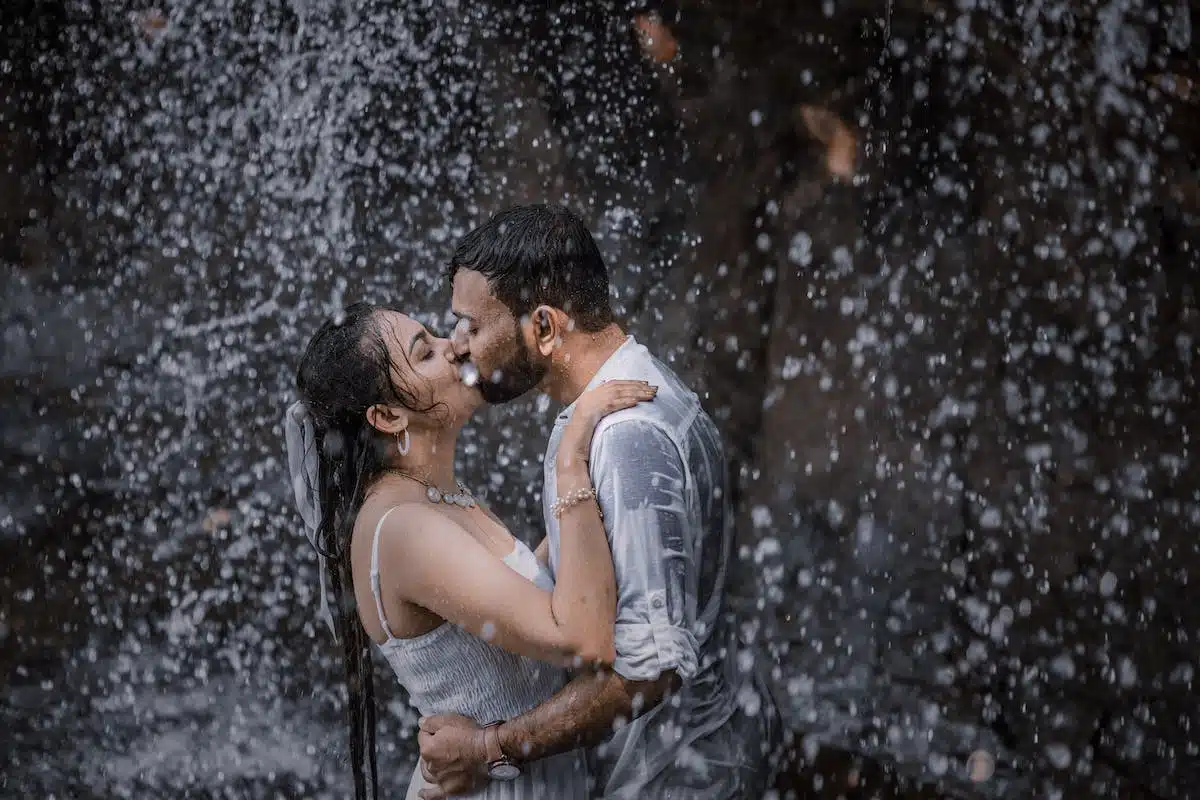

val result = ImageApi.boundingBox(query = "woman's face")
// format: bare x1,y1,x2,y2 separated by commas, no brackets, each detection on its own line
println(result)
376,310,482,427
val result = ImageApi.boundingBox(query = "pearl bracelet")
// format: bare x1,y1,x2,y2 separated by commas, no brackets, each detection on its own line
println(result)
551,487,599,519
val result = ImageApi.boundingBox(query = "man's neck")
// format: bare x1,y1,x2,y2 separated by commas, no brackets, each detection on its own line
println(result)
544,325,628,406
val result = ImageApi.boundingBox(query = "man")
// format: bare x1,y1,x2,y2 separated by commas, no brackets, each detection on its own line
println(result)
417,204,779,798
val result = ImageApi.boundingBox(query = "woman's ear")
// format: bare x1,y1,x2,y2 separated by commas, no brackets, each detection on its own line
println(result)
365,403,409,436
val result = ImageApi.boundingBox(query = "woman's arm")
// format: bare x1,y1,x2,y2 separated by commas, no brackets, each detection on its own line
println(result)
546,459,616,666
379,380,656,668
377,503,605,667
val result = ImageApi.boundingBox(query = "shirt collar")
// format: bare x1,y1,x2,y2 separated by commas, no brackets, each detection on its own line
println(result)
555,335,639,423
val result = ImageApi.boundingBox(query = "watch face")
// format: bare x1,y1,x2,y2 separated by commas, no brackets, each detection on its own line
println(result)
489,762,521,781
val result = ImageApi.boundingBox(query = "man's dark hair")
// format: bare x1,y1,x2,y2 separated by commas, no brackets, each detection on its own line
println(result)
448,203,614,332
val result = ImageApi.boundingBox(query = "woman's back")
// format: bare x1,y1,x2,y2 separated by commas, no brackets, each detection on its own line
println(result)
367,507,589,798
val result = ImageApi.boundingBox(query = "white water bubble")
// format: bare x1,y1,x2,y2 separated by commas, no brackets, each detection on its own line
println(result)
459,362,480,387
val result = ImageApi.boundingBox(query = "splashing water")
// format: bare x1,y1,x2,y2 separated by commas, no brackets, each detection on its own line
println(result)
3,1,1197,798
459,361,481,388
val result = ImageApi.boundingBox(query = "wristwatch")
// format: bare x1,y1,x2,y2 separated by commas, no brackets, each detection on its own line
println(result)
482,721,521,781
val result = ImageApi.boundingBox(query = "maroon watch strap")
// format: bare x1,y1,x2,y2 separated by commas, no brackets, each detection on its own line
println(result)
483,721,507,765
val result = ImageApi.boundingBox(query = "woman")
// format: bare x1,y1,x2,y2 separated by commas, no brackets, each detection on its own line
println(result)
284,301,656,799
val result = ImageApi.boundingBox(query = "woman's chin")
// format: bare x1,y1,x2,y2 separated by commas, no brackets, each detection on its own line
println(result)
460,385,486,414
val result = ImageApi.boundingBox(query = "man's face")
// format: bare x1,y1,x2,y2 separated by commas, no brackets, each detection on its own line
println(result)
450,269,546,404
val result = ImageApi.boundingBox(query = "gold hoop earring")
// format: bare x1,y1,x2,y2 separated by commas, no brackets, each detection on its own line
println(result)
396,429,410,456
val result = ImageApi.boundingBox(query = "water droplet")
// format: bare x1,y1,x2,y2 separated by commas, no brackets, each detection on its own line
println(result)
966,750,995,782
459,362,480,387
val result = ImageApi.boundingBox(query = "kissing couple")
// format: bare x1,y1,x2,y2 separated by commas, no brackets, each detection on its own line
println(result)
286,204,780,798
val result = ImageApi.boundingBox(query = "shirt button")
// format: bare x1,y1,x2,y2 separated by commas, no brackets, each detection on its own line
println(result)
651,594,665,609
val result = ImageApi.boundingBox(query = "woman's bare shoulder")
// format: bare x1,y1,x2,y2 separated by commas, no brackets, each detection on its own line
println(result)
351,496,434,552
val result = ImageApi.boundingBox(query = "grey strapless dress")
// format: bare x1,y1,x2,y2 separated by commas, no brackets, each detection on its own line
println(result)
368,507,589,798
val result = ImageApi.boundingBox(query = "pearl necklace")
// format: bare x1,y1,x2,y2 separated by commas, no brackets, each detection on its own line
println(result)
385,469,477,509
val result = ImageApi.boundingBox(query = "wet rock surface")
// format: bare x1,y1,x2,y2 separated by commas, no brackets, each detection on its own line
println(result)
3,1,1198,797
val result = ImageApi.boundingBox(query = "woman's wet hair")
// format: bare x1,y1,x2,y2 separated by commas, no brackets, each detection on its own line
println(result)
294,300,438,800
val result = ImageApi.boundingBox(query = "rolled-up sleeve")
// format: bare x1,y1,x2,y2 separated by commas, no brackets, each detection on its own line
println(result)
589,420,699,682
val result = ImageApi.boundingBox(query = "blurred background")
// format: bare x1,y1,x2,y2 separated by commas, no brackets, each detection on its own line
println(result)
1,1,1197,797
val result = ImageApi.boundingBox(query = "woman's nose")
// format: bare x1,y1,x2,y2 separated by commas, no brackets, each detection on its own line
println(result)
450,326,469,360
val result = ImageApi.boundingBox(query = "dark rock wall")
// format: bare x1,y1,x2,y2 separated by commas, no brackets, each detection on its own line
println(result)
658,3,1200,796
2,0,1197,797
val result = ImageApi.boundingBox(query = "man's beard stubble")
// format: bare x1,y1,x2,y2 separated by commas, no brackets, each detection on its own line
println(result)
475,344,547,405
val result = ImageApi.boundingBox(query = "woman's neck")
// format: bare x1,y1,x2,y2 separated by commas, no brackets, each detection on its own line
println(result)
384,430,460,489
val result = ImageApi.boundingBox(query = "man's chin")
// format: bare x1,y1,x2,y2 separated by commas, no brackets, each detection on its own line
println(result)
477,381,534,405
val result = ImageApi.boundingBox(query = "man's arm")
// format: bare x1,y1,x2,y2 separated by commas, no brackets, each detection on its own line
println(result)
416,668,681,799
500,667,681,761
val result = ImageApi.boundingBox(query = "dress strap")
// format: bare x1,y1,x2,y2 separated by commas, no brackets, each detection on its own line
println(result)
369,506,402,640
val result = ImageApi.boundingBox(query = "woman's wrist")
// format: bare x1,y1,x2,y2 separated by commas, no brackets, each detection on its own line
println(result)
555,451,591,475
550,486,599,520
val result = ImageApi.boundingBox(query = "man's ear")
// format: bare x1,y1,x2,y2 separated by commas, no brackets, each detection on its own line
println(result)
365,403,410,436
530,305,567,357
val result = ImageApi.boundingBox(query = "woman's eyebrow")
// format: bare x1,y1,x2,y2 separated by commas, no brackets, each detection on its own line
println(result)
408,329,428,354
